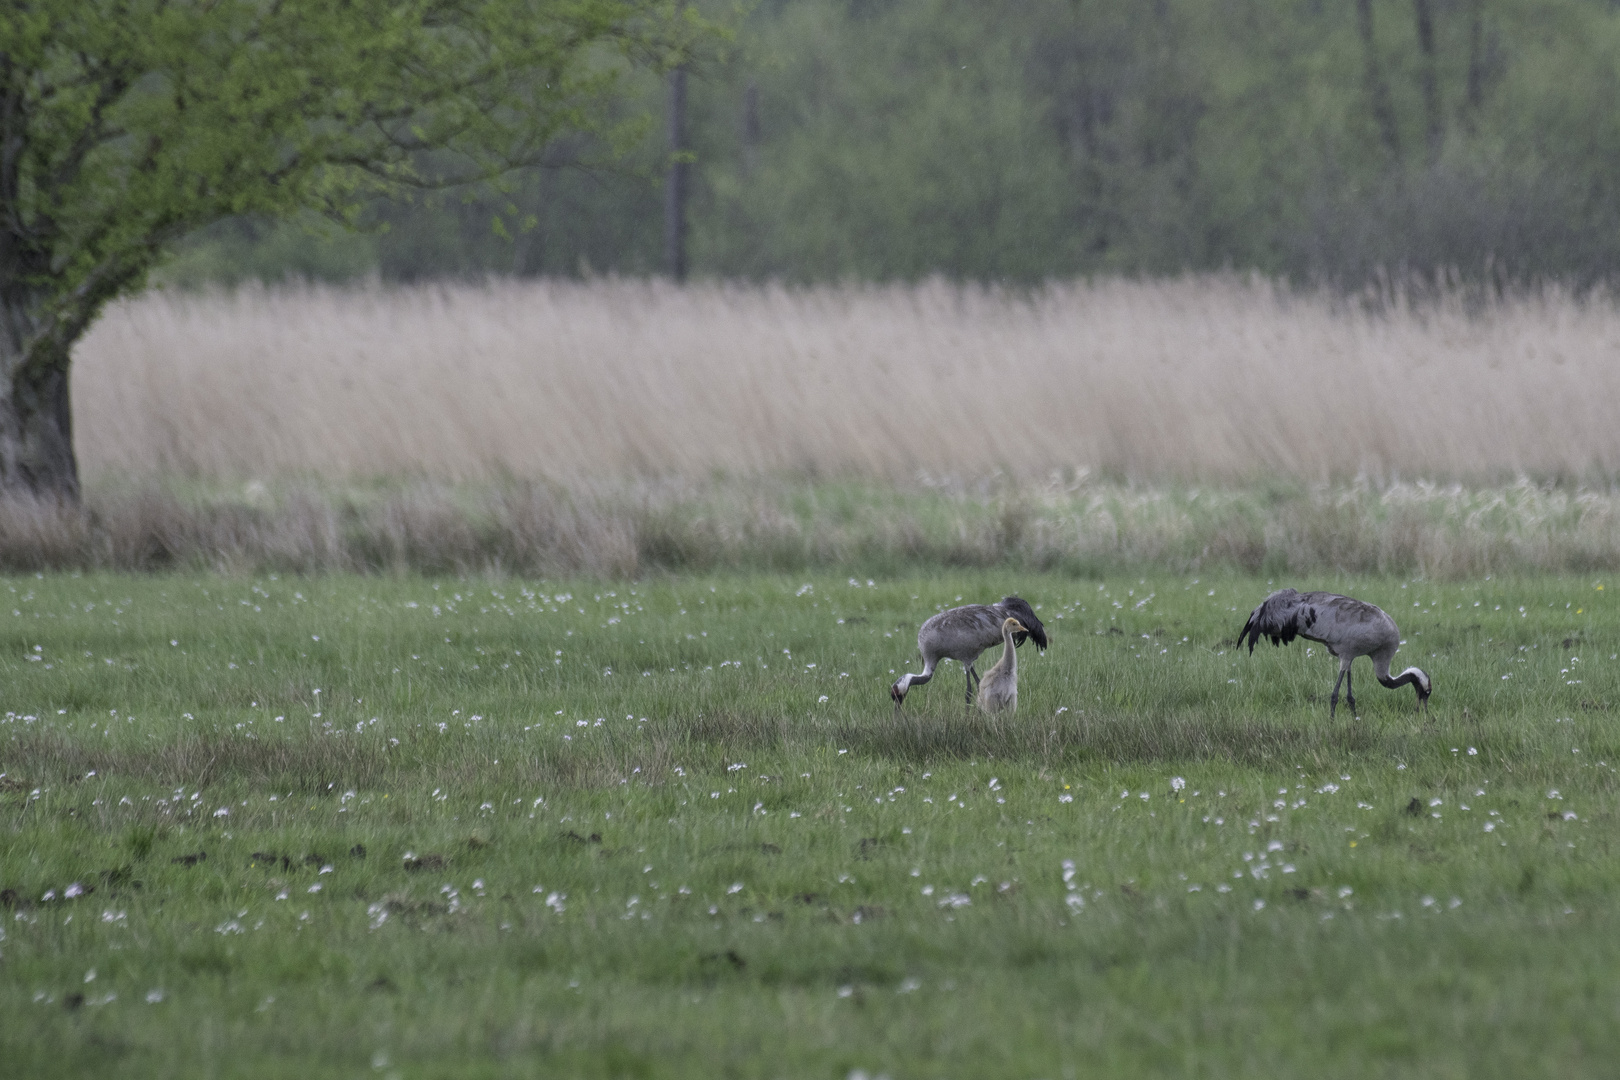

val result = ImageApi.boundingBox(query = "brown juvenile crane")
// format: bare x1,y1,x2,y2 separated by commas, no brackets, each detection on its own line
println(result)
1236,588,1432,719
975,617,1027,714
890,596,1047,715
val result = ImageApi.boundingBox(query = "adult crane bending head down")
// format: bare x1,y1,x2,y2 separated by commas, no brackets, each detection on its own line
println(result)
890,596,1048,714
1236,588,1431,719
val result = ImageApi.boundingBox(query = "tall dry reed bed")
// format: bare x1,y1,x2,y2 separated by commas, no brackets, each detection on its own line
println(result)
3,477,1617,577
38,276,1620,574
74,276,1620,485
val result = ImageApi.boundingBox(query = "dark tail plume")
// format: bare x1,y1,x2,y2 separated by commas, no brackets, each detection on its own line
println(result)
1000,596,1048,651
1235,592,1313,653
1236,612,1264,653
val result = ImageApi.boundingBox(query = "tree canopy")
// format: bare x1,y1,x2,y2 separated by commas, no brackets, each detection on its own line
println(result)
0,0,703,498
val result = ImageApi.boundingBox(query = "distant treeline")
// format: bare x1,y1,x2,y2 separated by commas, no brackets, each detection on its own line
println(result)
168,0,1620,287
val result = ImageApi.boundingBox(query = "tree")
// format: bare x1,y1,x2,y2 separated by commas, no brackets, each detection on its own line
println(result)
0,0,704,500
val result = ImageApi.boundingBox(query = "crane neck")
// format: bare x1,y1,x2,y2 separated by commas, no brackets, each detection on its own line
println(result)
1371,652,1427,692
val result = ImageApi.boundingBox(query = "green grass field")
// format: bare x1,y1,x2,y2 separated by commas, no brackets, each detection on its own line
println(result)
2,570,1617,1078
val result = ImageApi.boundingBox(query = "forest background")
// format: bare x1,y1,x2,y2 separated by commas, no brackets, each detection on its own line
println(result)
165,0,1620,289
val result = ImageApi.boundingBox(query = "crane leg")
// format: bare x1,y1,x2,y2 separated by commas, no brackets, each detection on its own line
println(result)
964,665,977,707
1344,665,1356,718
1329,669,1345,720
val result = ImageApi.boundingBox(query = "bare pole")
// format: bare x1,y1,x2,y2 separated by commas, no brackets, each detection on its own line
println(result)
1356,0,1401,165
1464,0,1485,130
664,66,688,282
742,77,761,175
1413,0,1442,161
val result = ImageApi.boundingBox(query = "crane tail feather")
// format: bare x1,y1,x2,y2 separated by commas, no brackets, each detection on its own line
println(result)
999,596,1048,652
1236,589,1314,653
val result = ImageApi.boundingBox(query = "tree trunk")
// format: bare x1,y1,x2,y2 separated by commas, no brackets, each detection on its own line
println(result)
664,66,689,282
741,77,761,176
1356,0,1402,164
0,363,79,503
1413,0,1442,161
1463,0,1485,130
0,303,81,503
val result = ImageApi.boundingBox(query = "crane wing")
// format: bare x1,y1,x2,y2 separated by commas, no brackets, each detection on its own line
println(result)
920,604,1003,654
1236,588,1317,653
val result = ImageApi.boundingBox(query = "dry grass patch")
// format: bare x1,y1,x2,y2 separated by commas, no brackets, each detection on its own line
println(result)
75,276,1620,485
3,475,1620,575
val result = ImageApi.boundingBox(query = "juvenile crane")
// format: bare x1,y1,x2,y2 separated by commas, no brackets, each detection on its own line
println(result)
975,617,1027,714
890,596,1048,715
1236,588,1432,719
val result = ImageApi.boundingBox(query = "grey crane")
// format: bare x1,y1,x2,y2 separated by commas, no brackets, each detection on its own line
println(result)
890,596,1048,714
975,617,1027,714
1236,588,1431,719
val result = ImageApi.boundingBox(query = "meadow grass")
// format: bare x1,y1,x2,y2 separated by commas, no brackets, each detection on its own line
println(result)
2,569,1618,1077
